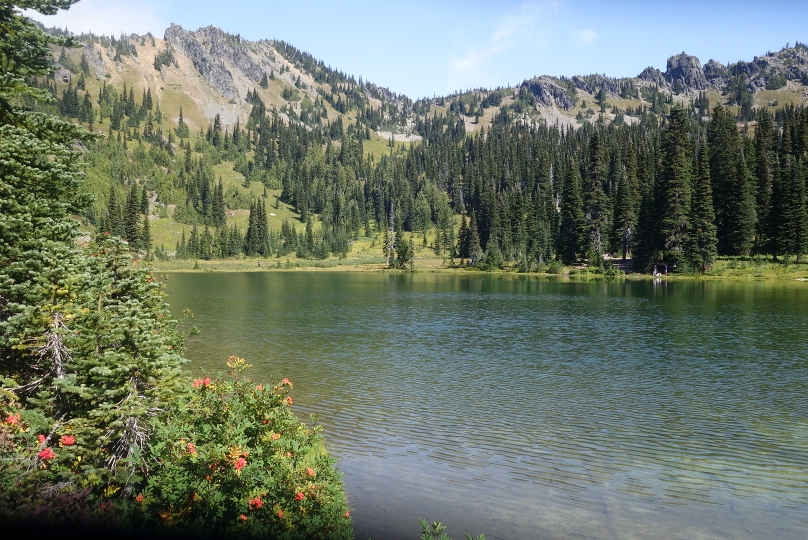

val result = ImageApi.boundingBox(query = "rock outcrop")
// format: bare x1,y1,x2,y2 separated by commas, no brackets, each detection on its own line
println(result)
164,24,238,100
638,66,667,87
703,60,728,88
522,77,575,110
665,52,708,92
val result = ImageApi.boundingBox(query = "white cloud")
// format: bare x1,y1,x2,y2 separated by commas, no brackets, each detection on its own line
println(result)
570,28,598,46
447,1,557,91
25,0,167,37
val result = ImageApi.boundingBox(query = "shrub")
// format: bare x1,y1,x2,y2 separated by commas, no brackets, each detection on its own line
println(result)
136,357,353,539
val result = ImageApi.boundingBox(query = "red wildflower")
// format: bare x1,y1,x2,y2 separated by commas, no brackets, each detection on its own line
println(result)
60,435,75,446
239,514,248,521
5,413,20,425
234,457,246,470
104,231,110,236
38,447,56,460
135,494,144,503
277,509,284,519
249,497,263,509
345,511,350,517
37,434,46,444
281,377,292,387
295,492,304,501
285,396,293,406
203,377,211,387
306,467,315,477
187,442,197,455
255,385,263,391
192,379,202,388
270,433,280,441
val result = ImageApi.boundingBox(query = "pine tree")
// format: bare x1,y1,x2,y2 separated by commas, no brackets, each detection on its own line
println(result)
467,210,482,263
0,2,187,522
584,132,610,254
212,177,226,226
658,106,692,263
708,104,756,255
558,163,587,264
141,211,152,253
686,136,718,272
614,146,639,261
124,183,141,249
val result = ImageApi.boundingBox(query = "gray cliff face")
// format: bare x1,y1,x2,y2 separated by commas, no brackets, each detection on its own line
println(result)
638,67,667,87
164,24,238,100
571,74,620,96
703,60,728,88
665,52,708,92
194,26,265,83
83,43,107,79
522,77,575,110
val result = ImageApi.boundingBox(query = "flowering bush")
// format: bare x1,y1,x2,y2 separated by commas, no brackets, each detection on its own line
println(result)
131,357,352,539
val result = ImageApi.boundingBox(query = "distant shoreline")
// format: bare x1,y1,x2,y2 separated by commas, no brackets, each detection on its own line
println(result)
148,257,808,281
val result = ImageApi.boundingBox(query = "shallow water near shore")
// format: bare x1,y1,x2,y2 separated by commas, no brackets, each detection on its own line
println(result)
163,273,808,539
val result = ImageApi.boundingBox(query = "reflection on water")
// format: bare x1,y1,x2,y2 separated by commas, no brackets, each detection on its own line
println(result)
164,273,808,539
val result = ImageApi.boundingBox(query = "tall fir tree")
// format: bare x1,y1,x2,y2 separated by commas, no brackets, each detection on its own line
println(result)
708,104,756,255
657,106,692,263
686,136,718,272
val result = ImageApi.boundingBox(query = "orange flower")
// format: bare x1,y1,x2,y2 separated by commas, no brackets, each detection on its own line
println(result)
255,385,263,391
234,457,246,470
345,511,350,517
239,514,248,521
37,434,46,444
285,396,293,406
277,509,284,519
5,413,20,425
306,467,315,477
60,435,75,446
38,447,56,460
271,433,280,441
281,377,292,387
295,492,305,501
135,494,144,503
187,442,197,455
192,379,202,388
249,497,263,509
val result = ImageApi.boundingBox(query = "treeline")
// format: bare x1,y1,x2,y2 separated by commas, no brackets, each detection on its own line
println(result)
71,72,808,272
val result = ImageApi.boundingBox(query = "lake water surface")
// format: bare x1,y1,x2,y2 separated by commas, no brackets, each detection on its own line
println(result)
163,272,808,540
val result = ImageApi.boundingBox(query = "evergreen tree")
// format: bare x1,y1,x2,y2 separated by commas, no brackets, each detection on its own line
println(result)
708,104,756,255
614,146,639,261
558,163,587,264
686,136,718,272
141,211,152,253
467,210,482,263
658,106,692,263
140,183,149,215
124,183,141,249
584,132,610,254
212,177,226,226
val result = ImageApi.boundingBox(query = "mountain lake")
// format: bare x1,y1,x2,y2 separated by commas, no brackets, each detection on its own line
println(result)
163,272,808,540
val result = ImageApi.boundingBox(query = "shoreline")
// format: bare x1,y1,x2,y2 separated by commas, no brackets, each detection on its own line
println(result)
147,256,808,281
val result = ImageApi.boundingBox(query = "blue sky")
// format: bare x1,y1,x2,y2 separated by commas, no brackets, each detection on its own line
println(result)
29,0,808,99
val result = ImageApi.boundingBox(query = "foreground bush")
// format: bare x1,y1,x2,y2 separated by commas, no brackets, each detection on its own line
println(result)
137,357,352,539
0,354,352,539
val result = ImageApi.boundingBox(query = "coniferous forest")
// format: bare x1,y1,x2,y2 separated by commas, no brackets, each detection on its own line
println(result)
71,80,808,274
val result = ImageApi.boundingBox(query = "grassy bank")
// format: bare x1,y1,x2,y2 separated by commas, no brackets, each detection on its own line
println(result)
149,252,808,280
